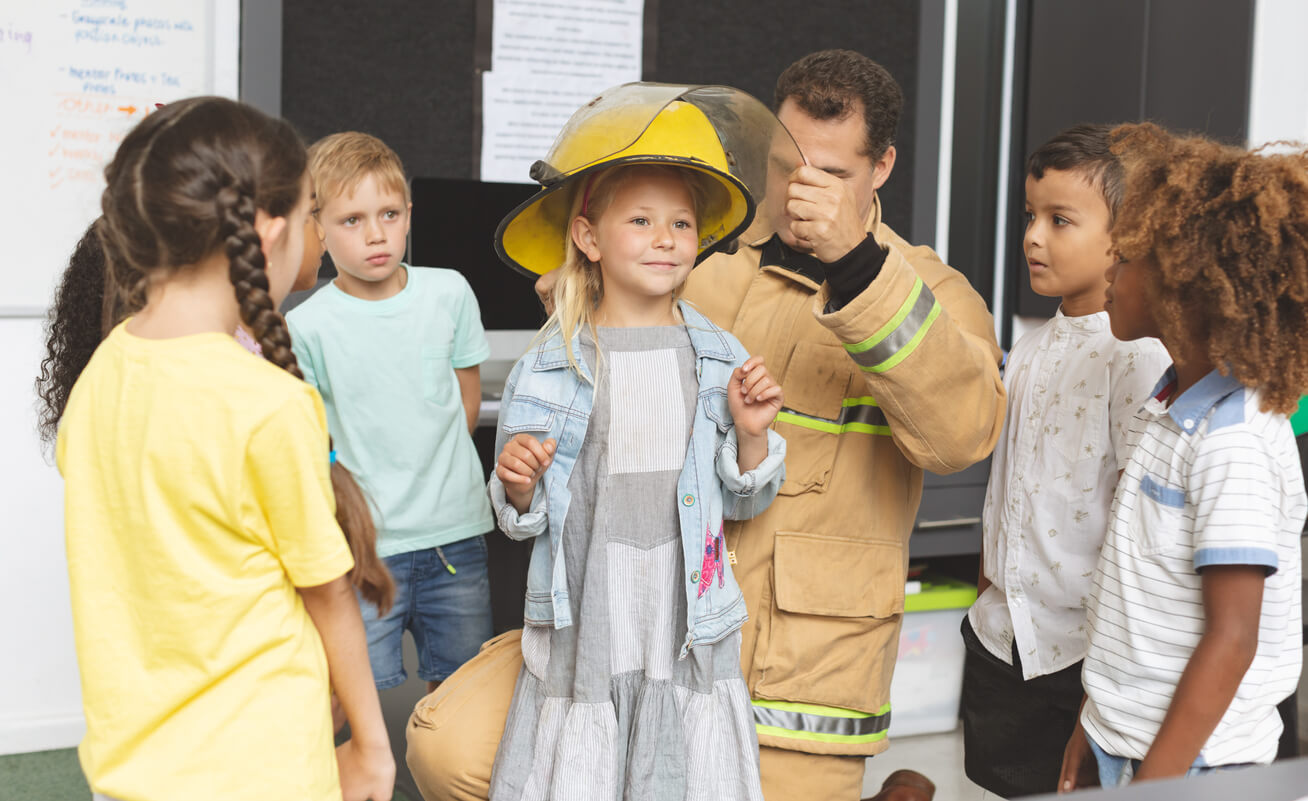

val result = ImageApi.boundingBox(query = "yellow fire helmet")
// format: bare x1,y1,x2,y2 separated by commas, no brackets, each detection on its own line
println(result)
494,82,804,278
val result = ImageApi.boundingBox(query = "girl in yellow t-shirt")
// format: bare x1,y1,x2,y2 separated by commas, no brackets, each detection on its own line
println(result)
56,97,394,801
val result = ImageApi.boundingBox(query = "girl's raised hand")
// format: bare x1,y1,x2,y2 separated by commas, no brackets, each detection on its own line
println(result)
496,433,557,513
728,356,783,438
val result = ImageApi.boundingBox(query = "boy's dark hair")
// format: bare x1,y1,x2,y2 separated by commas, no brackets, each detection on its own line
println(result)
1026,123,1125,224
1110,122,1308,414
774,49,902,160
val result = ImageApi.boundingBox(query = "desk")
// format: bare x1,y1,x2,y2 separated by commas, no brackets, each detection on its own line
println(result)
1026,757,1308,801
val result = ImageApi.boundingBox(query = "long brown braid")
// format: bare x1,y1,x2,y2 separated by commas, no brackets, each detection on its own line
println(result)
95,96,392,610
215,181,304,378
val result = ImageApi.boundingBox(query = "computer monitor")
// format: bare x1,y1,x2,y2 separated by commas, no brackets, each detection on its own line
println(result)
409,177,545,332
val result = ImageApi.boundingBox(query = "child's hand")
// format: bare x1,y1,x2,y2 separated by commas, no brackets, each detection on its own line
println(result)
496,434,556,513
1058,723,1098,793
728,356,784,439
331,692,346,734
336,737,395,801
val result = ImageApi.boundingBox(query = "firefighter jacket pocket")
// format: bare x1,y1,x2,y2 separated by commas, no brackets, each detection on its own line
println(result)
753,531,904,714
775,341,859,496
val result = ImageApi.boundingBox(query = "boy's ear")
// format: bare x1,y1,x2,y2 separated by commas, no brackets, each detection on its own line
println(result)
572,216,600,262
254,210,289,260
402,201,413,237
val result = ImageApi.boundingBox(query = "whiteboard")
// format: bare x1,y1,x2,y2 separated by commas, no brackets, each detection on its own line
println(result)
0,0,240,313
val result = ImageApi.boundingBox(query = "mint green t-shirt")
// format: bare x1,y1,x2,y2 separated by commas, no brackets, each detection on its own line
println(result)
287,266,492,556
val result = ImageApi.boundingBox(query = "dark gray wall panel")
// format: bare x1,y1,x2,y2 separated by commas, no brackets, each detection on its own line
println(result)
282,1,478,179
1009,0,1254,321
282,1,924,236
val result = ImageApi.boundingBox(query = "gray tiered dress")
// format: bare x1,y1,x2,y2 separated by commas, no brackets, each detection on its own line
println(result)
488,326,763,801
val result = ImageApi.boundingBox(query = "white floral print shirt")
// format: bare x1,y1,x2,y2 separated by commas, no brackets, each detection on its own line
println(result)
968,309,1170,678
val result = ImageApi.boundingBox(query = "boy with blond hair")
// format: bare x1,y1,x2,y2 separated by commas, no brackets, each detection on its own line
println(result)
288,132,493,693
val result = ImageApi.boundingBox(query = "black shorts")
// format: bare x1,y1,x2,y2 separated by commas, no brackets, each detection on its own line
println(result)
959,615,1085,798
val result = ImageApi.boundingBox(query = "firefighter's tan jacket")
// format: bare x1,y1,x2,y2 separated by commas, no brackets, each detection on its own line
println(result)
682,195,1005,756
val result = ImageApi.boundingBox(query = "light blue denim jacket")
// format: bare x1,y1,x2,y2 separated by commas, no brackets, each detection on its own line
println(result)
488,301,786,657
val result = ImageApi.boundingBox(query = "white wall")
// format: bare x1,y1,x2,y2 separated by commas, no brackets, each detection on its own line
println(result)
0,316,84,755
1249,0,1308,148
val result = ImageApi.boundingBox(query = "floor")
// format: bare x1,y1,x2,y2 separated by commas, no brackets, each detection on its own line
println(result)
4,648,1304,800
863,725,988,799
863,645,1308,800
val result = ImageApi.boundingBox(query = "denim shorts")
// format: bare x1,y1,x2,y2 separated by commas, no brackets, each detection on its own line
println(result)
1087,733,1252,787
360,534,494,689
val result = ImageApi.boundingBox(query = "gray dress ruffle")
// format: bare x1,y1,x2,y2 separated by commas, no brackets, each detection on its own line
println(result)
489,326,763,801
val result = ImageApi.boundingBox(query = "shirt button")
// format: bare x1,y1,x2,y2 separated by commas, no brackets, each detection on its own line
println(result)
1183,418,1194,429
690,570,700,583
682,494,695,507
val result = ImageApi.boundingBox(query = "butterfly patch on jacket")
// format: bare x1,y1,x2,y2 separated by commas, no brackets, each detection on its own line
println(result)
698,524,725,598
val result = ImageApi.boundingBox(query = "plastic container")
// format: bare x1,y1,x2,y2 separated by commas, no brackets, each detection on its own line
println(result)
887,575,977,737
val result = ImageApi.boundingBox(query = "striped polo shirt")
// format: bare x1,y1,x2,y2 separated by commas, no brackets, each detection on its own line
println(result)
1081,367,1305,766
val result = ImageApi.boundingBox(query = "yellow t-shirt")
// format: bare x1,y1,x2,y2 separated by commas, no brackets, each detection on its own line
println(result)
56,322,354,801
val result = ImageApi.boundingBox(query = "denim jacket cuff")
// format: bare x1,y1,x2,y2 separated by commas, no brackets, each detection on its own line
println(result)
717,428,787,498
488,475,548,540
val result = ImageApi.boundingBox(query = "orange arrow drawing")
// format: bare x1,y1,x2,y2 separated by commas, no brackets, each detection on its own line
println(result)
118,105,137,115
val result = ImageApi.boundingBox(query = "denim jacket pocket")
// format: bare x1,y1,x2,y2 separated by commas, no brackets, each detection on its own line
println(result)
701,388,732,433
502,397,556,436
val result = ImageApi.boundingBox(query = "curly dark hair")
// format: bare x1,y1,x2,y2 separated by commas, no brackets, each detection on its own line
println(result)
774,49,902,160
1110,122,1308,413
35,220,111,447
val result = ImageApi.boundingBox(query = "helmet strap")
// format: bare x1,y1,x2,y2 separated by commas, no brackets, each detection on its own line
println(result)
580,172,599,217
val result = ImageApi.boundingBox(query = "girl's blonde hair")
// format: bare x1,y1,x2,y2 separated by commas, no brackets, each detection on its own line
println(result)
542,163,718,376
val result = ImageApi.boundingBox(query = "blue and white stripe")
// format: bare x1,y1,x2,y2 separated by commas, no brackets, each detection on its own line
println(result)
1081,370,1305,767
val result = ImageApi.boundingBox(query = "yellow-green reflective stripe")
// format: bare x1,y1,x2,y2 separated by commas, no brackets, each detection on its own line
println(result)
752,700,892,743
863,301,941,373
844,280,939,371
776,406,891,436
755,724,889,745
753,700,891,718
842,396,880,407
846,278,925,355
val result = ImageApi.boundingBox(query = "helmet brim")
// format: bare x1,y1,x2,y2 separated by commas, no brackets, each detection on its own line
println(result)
494,156,755,279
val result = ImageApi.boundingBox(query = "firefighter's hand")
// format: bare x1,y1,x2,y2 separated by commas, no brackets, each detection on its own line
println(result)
786,165,867,263
533,270,559,316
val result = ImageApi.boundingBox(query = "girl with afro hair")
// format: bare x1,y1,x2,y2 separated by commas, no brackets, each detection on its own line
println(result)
1061,123,1307,789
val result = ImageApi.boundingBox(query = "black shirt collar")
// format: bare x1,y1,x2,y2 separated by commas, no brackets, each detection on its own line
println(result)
757,235,826,285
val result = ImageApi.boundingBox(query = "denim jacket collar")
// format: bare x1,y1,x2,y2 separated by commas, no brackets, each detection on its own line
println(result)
530,300,737,375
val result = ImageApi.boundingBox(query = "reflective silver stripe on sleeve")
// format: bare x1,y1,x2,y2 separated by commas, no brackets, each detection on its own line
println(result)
752,704,892,738
845,282,938,369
